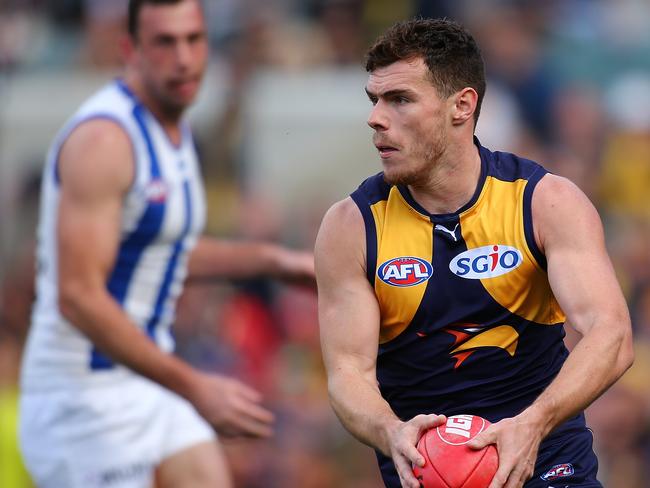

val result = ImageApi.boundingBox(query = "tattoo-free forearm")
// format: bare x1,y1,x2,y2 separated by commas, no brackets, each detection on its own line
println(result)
521,318,633,436
328,368,402,456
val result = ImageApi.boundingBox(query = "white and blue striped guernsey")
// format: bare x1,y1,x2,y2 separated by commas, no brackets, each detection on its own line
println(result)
21,79,206,391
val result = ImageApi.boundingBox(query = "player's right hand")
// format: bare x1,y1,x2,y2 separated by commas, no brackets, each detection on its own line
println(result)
386,414,446,488
189,372,275,438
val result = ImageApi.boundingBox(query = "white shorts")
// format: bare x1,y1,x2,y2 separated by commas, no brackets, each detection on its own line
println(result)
19,376,215,488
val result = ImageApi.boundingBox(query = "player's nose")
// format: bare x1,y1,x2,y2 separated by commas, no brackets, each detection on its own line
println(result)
175,40,193,69
367,102,389,131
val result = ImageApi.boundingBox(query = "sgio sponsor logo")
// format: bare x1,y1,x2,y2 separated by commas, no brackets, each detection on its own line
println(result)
450,245,523,279
377,256,433,287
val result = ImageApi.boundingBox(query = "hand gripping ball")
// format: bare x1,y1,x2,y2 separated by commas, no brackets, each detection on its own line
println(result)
413,414,498,488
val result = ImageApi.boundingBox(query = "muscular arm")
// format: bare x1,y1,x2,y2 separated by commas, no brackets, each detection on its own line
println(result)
316,198,395,450
56,120,273,438
471,175,634,488
316,198,443,488
524,174,633,434
56,120,179,386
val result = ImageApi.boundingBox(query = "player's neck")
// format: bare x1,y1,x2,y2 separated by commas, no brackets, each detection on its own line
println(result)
123,73,185,146
408,138,481,215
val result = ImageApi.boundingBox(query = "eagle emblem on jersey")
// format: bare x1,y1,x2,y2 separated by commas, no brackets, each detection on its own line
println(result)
443,323,519,368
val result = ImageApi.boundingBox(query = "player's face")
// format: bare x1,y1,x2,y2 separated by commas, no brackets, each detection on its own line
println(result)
132,0,208,117
366,58,452,186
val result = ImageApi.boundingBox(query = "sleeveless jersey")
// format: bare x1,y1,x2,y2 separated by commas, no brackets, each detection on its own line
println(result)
21,79,206,391
351,141,575,424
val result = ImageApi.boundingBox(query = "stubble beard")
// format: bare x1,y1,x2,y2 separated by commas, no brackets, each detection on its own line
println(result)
145,77,191,122
383,130,447,187
157,88,189,121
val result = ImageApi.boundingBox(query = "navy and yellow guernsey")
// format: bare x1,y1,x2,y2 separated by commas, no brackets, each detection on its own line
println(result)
351,140,589,485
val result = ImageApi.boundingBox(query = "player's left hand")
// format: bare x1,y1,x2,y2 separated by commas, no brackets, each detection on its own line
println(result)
467,413,544,488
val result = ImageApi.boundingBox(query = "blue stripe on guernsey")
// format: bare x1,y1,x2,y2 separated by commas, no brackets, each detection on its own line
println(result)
145,179,192,339
90,104,164,370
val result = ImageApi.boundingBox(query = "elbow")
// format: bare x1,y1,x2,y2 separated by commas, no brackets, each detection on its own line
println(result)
57,279,90,323
618,327,635,375
610,312,635,378
326,369,357,409
326,372,343,404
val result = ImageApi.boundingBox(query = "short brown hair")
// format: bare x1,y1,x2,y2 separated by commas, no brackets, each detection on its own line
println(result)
366,18,486,124
128,0,197,38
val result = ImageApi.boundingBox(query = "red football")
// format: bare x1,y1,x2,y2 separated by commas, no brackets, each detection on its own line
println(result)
413,414,498,488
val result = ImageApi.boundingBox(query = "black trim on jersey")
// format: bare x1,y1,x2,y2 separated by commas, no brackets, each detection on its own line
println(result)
350,190,378,286
523,166,548,270
489,150,541,182
356,172,393,206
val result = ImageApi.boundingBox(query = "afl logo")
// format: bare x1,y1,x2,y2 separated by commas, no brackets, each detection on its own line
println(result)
377,256,433,287
145,179,169,203
540,463,574,481
450,245,523,279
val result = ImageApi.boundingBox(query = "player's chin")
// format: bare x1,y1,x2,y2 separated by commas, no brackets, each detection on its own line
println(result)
163,94,195,115
173,91,199,108
383,168,415,186
167,83,200,107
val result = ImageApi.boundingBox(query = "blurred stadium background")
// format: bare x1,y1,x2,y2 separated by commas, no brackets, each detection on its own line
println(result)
1,0,649,486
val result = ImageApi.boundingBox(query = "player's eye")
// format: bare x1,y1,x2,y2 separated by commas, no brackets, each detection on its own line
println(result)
188,32,205,44
154,35,175,47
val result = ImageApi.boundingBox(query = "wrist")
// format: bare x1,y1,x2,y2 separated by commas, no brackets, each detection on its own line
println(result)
379,417,403,456
519,400,555,439
257,243,284,276
159,358,202,402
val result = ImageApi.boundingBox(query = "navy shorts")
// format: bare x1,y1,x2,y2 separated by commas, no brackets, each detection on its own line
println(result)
377,426,601,487
527,426,601,487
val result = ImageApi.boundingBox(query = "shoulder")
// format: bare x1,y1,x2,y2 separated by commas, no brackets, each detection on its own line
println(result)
533,173,594,213
65,117,133,148
321,197,364,229
58,118,134,197
315,198,366,271
532,174,603,253
317,197,365,251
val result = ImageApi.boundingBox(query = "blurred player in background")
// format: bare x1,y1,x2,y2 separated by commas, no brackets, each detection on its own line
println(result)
18,1,314,487
316,18,634,488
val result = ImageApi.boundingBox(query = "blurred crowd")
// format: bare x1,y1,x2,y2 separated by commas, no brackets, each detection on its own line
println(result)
1,0,649,487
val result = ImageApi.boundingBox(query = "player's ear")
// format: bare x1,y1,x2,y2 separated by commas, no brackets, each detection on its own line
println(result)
119,33,136,64
451,87,478,126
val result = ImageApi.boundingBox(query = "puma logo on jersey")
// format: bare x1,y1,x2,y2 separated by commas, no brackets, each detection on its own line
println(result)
377,257,433,287
435,223,459,242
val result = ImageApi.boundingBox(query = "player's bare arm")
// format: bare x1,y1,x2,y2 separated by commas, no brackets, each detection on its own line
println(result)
188,237,315,285
469,174,634,488
316,197,445,488
56,119,273,439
